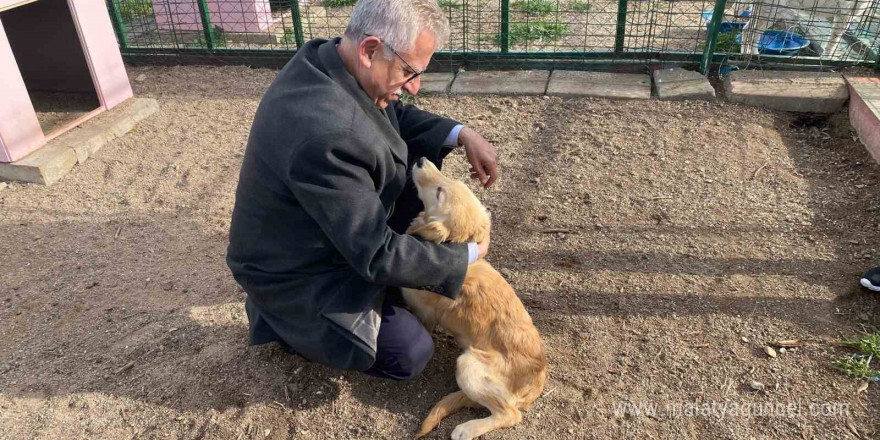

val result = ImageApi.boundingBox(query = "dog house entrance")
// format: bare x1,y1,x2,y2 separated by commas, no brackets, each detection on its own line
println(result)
0,0,101,138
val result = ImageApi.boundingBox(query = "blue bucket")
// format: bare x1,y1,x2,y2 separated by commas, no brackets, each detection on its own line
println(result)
735,30,810,55
701,10,748,33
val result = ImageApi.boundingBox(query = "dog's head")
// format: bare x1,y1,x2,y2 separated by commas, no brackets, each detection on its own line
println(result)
407,157,490,244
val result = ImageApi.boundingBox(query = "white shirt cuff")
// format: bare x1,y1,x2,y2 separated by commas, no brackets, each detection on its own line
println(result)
467,242,479,264
444,124,464,147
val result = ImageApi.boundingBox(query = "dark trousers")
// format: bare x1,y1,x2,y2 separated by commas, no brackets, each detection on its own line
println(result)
362,290,434,380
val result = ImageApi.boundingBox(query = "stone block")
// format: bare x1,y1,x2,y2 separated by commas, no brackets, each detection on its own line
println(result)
546,71,651,99
724,70,848,113
419,72,455,94
652,67,716,101
450,70,549,96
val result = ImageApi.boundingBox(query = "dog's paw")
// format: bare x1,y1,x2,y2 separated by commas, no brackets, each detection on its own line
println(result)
450,422,478,440
409,220,450,243
406,212,432,234
406,216,427,234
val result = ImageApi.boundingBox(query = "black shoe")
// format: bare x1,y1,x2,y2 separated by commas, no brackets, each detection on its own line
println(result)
860,267,880,292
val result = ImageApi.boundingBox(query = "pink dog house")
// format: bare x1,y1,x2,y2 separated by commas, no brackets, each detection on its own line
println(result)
0,0,132,163
152,0,276,33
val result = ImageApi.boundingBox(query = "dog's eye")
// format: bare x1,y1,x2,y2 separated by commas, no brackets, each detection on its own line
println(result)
436,187,443,199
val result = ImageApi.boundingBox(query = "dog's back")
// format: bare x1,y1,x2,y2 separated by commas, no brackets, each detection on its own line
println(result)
409,260,546,439
453,260,546,407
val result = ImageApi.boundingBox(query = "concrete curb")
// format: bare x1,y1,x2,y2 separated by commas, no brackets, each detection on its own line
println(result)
546,71,651,99
0,98,159,186
419,72,456,94
450,70,550,96
652,67,716,101
845,75,880,164
724,70,848,113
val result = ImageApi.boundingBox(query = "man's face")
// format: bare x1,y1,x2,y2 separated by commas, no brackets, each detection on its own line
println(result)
360,31,435,109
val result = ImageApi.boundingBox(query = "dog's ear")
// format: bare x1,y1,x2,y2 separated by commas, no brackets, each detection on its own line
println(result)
409,220,450,243
436,186,446,208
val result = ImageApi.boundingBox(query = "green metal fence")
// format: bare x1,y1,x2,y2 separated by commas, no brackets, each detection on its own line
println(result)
111,0,880,72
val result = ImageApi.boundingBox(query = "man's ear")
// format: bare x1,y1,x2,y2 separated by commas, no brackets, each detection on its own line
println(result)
409,220,450,243
359,36,382,67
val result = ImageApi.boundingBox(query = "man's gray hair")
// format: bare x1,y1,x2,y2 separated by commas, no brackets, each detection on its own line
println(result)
344,0,450,56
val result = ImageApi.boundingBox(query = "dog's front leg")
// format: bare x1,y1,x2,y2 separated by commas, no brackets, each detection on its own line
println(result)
401,287,440,332
405,211,429,234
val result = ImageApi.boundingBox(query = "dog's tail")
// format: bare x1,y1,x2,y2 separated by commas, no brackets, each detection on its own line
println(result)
414,390,477,438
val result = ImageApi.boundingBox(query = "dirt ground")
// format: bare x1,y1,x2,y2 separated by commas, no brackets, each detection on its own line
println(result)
29,92,102,138
2,65,880,440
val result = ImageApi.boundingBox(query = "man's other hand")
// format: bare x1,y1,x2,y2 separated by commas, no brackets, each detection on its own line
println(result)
459,126,498,189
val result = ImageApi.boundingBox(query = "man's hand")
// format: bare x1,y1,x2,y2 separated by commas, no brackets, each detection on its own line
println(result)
458,126,498,189
477,230,490,260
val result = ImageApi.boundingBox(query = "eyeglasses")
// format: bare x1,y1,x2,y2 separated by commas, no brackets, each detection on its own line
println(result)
363,33,426,84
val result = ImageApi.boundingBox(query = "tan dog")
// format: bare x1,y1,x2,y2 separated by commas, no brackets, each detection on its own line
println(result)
402,158,546,440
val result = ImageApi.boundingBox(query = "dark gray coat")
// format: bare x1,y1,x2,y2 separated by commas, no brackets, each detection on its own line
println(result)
226,38,468,371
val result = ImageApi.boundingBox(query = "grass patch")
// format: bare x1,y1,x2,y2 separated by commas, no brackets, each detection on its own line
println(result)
324,0,357,7
116,0,154,22
832,355,880,381
696,31,740,53
398,93,417,106
478,21,571,46
185,26,228,49
844,333,880,358
512,0,555,15
438,0,465,9
831,332,880,381
280,27,297,45
570,1,591,12
475,32,500,46
715,31,741,53
212,26,228,48
509,20,571,45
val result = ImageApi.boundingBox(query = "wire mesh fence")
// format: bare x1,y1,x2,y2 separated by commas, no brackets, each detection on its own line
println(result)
713,0,879,68
110,0,880,71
